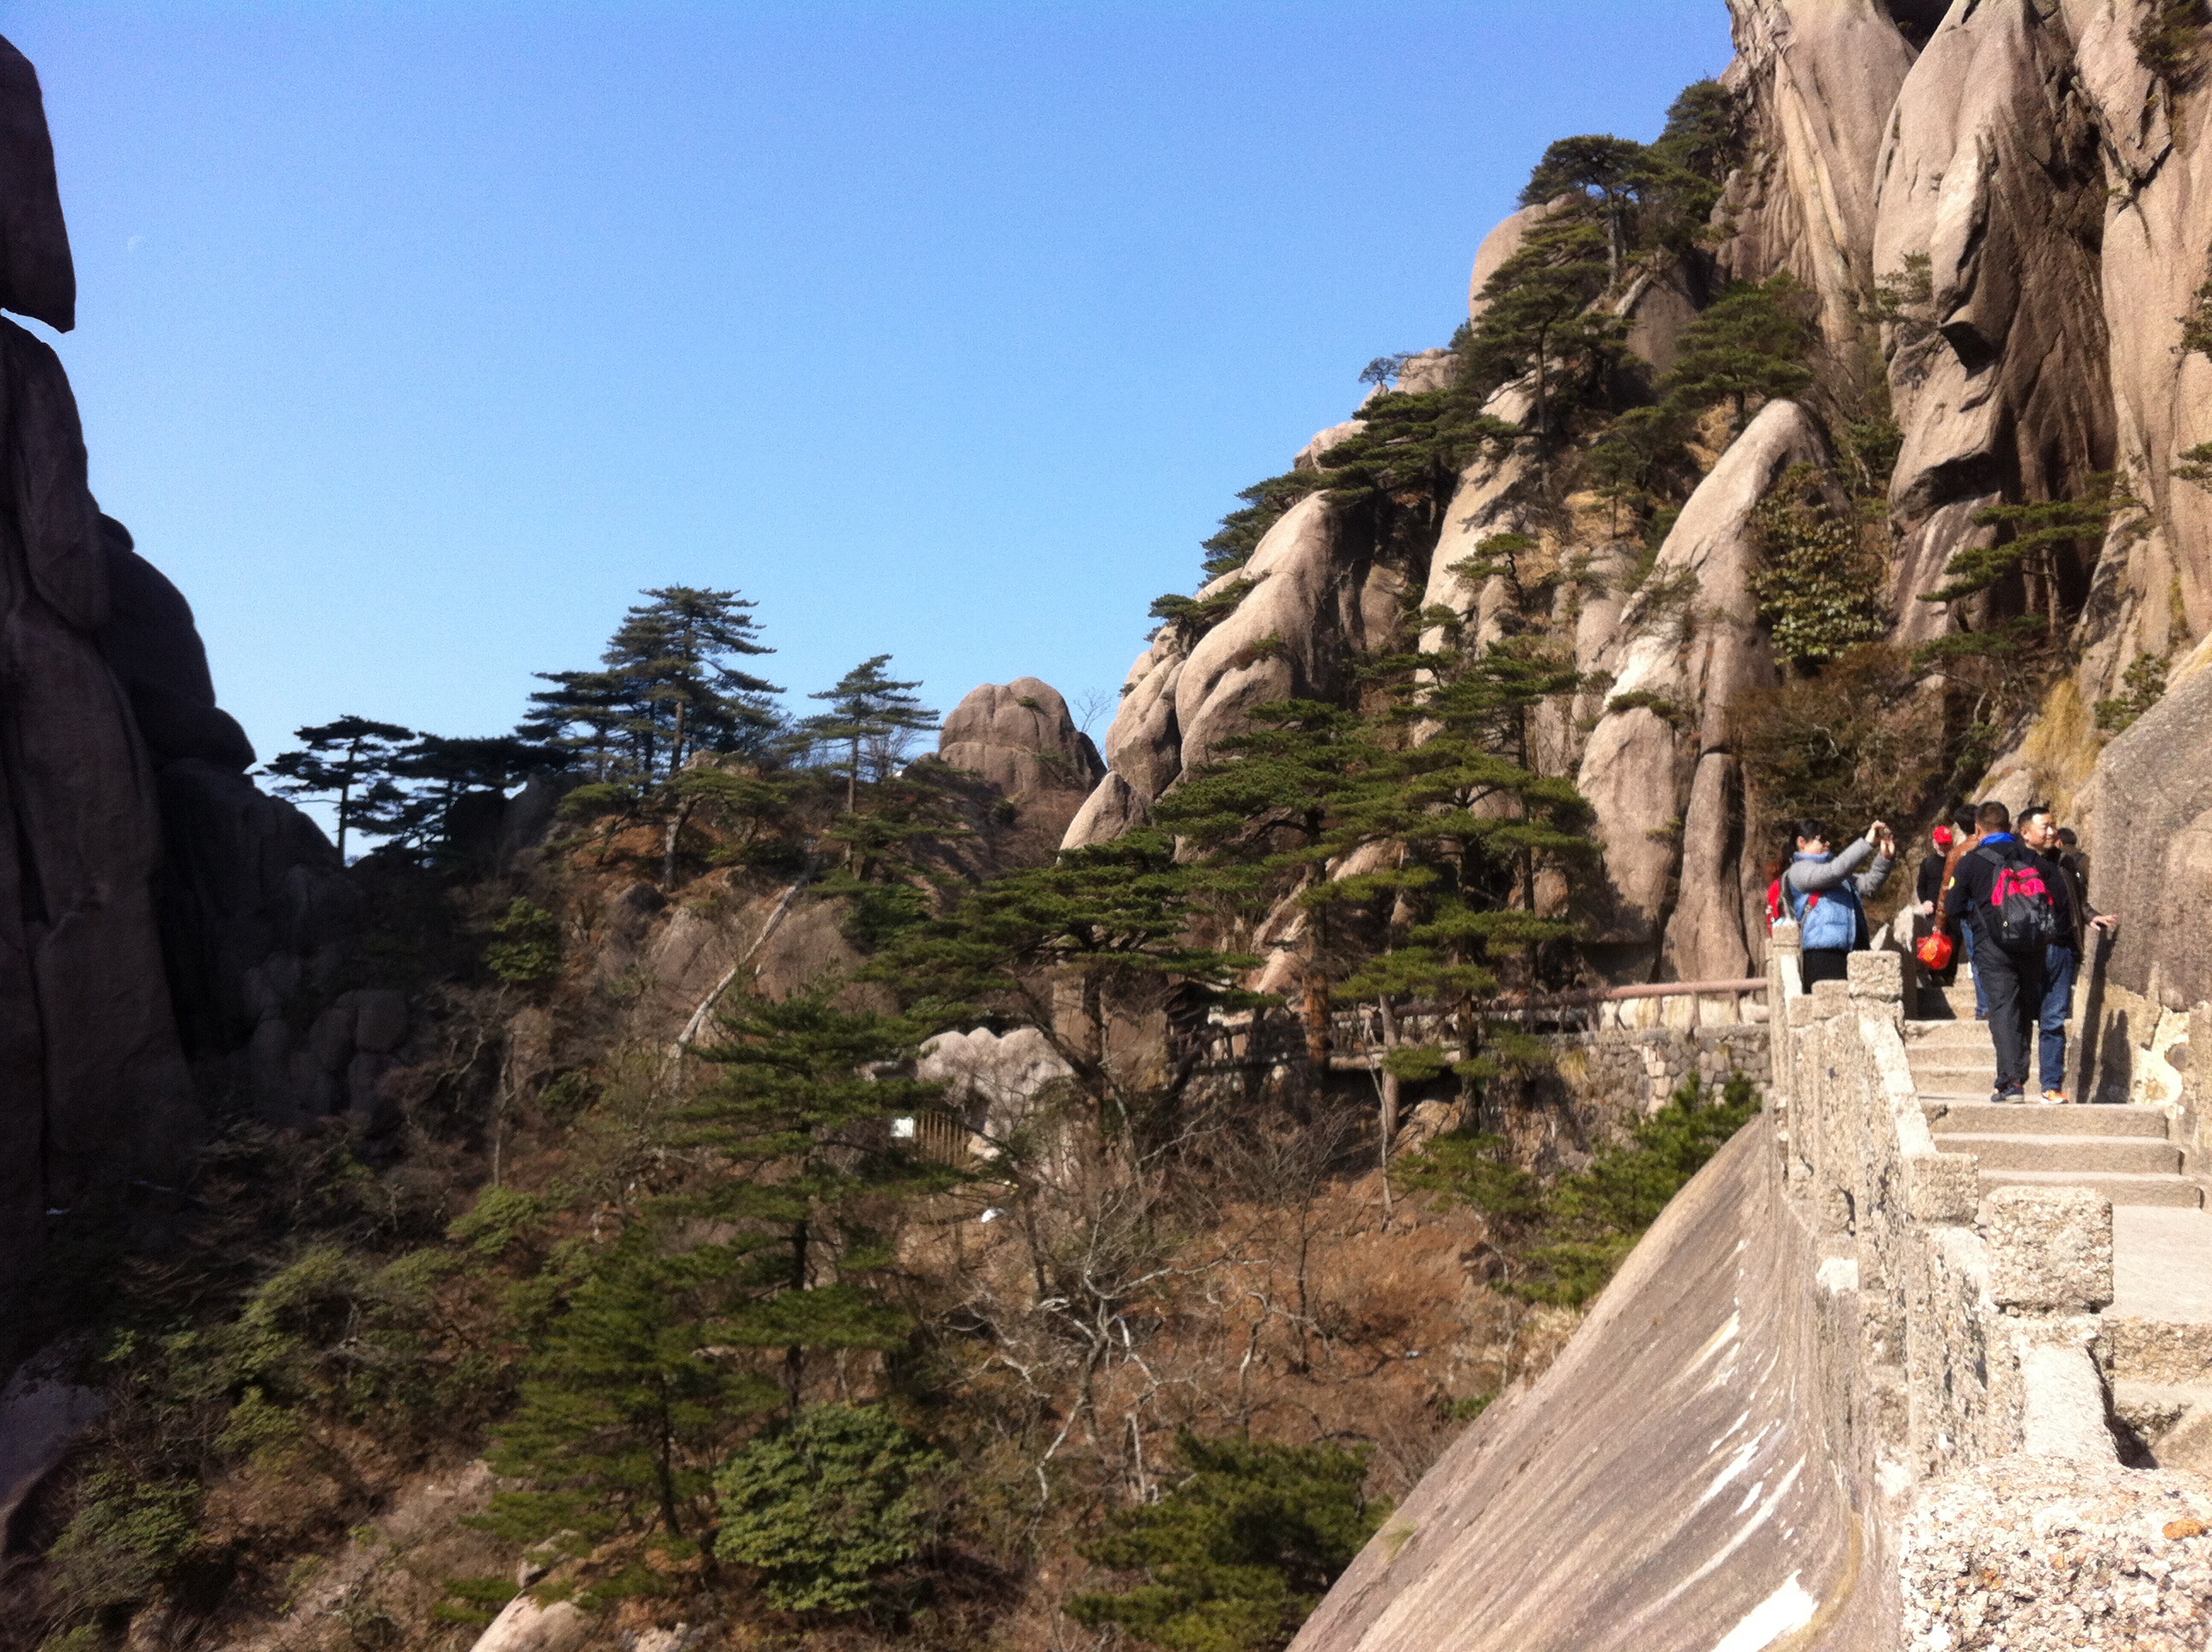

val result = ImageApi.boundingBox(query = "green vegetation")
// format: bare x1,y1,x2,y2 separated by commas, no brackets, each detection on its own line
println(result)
1922,474,2135,612
2096,650,2170,735
1395,1072,1760,1305
1748,463,1890,672
1659,274,1819,434
2135,0,2210,95
24,67,1827,1652
714,1403,944,1614
1730,644,1941,839
1068,1435,1386,1652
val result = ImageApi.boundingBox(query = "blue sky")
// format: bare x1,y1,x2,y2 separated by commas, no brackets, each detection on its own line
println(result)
3,1,1733,765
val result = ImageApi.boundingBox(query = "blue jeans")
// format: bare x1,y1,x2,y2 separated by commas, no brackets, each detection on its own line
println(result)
2039,944,2078,1094
1962,922,1988,1017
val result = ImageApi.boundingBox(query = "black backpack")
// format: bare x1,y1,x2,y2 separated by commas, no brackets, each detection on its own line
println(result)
1976,843,2061,955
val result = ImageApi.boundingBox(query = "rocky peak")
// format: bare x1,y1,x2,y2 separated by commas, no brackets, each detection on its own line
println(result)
936,677,1104,800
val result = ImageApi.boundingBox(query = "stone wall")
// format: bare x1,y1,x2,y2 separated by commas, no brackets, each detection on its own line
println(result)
1763,921,2212,1647
1563,1024,1769,1117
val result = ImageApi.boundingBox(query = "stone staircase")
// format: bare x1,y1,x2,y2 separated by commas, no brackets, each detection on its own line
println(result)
1906,981,2204,1209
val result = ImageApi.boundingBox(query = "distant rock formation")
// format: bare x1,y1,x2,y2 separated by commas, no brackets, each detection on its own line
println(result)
936,677,1103,800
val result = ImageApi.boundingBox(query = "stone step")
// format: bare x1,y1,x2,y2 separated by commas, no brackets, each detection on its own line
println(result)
1922,1102,2170,1138
1904,1021,2000,1051
1931,1131,2182,1176
1908,1065,1999,1094
1976,1168,2204,1208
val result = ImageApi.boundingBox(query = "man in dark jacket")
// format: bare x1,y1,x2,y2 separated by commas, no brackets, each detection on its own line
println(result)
2019,806,2116,1102
1942,800,2046,1102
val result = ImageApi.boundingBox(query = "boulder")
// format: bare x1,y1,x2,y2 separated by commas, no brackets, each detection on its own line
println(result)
937,678,1104,799
1103,637,1190,807
1295,418,1366,472
1468,201,1562,323
468,1596,588,1652
1394,347,1457,394
917,1025,1074,1137
1175,492,1401,773
0,1367,101,1554
1060,770,1146,852
348,988,408,1055
94,517,254,770
1416,387,1538,653
1660,752,1758,983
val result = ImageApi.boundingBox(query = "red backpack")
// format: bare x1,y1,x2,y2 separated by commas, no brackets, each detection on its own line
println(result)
1978,844,2060,954
1764,877,1819,933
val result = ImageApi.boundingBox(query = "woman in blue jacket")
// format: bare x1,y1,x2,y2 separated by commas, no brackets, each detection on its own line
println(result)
1785,817,1898,986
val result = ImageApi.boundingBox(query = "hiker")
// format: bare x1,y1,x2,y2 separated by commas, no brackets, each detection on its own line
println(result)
1784,817,1896,986
1942,800,2058,1103
1913,823,1959,986
2019,806,2117,1102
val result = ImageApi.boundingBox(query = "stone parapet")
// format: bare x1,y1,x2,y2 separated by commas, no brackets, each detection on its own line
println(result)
1763,920,2207,1643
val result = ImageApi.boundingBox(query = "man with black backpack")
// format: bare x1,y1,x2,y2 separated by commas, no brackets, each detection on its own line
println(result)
1942,800,2062,1102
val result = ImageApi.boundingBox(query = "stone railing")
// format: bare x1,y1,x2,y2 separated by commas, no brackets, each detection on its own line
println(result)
1767,920,2115,1475
1765,921,2212,1643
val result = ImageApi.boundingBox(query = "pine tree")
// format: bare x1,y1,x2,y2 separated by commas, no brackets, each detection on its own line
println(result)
1747,464,1890,672
1660,274,1817,433
1067,1433,1384,1652
1151,702,1388,1069
480,1224,784,1552
869,832,1260,1136
263,715,416,859
1922,474,2134,624
1458,218,1621,433
1272,596,1595,1144
802,655,939,814
1520,133,1648,278
519,667,631,779
670,993,958,1408
602,585,784,779
483,996,953,1558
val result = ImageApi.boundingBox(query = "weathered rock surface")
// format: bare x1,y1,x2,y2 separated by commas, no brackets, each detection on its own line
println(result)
0,37,71,332
1717,0,1919,344
917,1025,1073,1137
0,1365,101,1553
0,34,353,1307
937,677,1103,799
1576,400,1820,979
467,1595,587,1652
1073,489,1404,841
95,516,255,771
2082,654,2212,1011
1465,201,1555,323
1872,0,2114,644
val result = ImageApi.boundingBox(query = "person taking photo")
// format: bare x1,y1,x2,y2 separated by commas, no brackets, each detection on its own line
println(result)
1784,817,1897,986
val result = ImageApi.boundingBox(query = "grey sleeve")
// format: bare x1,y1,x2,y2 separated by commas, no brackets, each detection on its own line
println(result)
1853,848,1895,899
1784,836,1873,894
